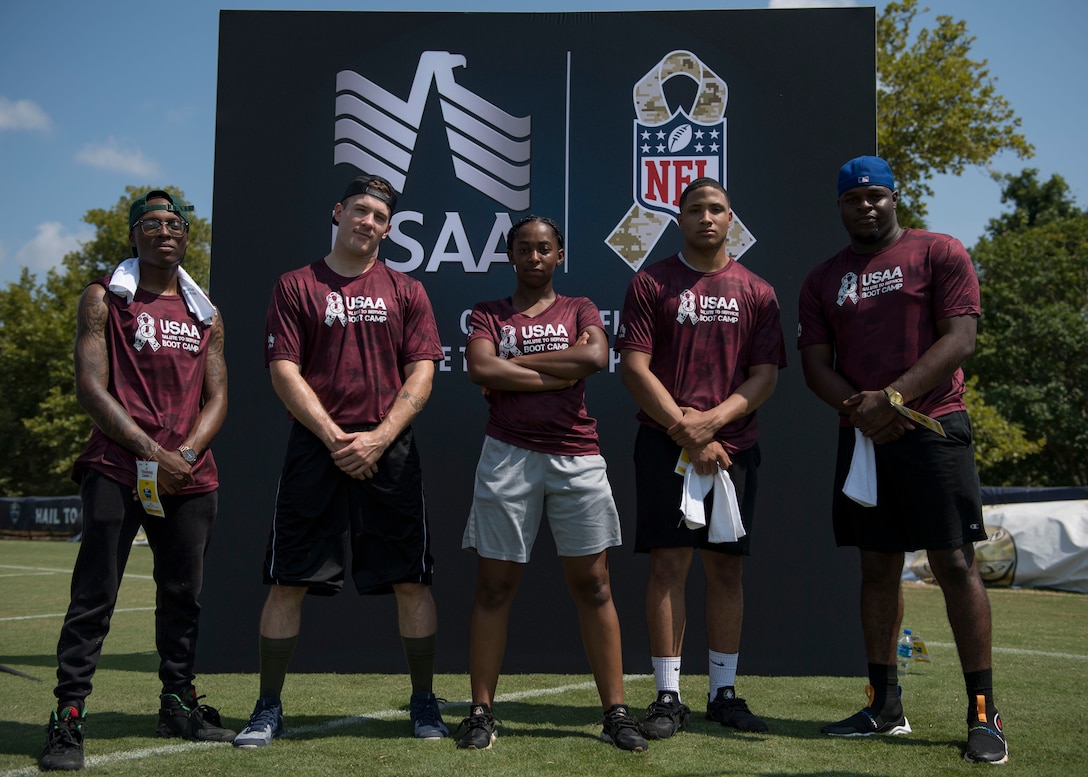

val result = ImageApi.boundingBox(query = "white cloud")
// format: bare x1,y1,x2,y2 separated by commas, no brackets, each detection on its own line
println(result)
75,138,162,177
10,222,95,277
0,96,51,132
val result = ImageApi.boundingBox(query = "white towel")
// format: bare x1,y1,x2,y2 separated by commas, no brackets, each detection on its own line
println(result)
842,428,878,507
107,258,217,325
680,466,745,544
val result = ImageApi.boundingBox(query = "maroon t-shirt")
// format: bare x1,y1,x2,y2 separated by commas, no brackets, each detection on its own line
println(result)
73,280,218,492
797,229,980,422
265,259,443,426
467,295,603,456
614,253,787,454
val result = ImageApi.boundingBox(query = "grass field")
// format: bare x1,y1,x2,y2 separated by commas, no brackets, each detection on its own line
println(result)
2,539,1085,776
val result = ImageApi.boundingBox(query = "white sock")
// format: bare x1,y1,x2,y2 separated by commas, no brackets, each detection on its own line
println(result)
651,656,682,699
709,650,739,697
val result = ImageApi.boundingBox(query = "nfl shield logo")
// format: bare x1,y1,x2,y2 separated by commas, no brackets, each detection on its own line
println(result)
635,111,726,215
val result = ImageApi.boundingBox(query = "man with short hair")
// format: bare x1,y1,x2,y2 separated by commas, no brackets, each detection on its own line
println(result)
40,190,231,772
615,178,786,739
798,155,1007,764
234,174,447,748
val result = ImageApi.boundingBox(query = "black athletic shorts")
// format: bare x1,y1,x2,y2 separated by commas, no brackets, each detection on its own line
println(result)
633,424,760,556
263,421,434,596
832,410,986,552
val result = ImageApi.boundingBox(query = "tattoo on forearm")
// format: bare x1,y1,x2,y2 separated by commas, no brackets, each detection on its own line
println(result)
400,389,427,413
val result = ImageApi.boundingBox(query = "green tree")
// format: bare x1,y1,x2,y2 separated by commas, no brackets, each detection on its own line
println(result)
877,0,1034,228
964,376,1045,482
968,172,1088,486
0,187,210,496
986,168,1081,236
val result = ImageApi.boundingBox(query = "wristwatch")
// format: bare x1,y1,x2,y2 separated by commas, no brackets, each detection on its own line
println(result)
883,386,904,406
178,446,198,465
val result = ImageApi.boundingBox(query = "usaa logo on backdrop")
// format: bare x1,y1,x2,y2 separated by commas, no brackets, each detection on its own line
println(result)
333,51,526,274
332,49,754,276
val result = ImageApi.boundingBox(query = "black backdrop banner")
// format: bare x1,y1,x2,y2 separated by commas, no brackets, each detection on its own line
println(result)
204,8,875,676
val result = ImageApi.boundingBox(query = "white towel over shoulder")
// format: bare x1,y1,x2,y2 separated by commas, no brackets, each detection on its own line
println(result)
680,466,745,544
107,257,217,325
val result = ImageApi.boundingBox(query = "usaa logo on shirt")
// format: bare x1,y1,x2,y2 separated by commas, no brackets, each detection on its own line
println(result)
676,289,740,325
133,313,202,352
323,291,389,326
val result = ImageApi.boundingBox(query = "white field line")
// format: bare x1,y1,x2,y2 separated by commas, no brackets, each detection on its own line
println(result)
1,607,155,623
0,676,646,777
0,564,153,581
926,640,1088,661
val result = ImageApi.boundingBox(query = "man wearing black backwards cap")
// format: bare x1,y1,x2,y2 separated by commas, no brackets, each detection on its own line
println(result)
797,156,1008,764
40,191,232,771
235,175,447,747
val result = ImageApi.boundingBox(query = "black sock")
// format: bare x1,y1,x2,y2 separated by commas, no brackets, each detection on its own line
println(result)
964,669,998,724
259,634,298,700
402,633,437,695
867,663,900,715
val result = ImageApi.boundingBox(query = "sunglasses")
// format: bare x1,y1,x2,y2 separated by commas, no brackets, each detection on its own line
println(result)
133,218,188,236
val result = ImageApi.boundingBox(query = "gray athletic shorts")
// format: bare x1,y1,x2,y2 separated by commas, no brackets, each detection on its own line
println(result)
462,436,622,562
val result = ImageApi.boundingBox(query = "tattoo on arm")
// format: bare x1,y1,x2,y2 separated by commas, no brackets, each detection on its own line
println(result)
399,389,427,413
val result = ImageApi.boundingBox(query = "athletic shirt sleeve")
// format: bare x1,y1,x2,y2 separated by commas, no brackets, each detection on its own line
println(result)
615,255,786,453
467,295,603,456
795,230,978,419
264,260,442,426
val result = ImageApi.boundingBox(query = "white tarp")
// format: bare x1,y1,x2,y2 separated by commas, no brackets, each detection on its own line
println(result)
906,500,1088,593
983,500,1088,593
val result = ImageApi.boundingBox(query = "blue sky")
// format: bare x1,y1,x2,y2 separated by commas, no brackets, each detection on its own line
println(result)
1,0,1085,286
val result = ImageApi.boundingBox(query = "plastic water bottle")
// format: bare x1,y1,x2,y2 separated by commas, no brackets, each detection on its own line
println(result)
896,629,914,678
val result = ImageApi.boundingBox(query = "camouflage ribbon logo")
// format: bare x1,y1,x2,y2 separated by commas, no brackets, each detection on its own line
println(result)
606,50,756,272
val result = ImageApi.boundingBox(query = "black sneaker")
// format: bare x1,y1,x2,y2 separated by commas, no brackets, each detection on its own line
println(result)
455,704,497,750
157,692,236,742
640,691,689,739
964,706,1008,764
600,704,648,752
40,705,85,771
706,686,769,732
821,685,911,737
409,691,450,740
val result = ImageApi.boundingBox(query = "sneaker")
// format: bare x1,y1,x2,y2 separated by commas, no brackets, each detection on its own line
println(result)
821,685,911,737
455,704,497,750
600,704,648,752
409,691,450,740
234,696,285,749
964,706,1008,764
157,692,236,742
39,706,85,771
640,691,690,740
706,686,769,733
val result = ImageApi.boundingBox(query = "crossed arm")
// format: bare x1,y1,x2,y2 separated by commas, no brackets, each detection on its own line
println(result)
466,325,607,393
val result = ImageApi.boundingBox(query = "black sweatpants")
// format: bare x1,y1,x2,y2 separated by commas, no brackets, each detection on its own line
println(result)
53,469,217,704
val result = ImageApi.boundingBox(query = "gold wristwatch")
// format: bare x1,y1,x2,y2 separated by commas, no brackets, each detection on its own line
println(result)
178,446,198,465
883,386,904,406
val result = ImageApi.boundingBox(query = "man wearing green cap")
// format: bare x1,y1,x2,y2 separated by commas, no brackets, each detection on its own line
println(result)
39,190,232,771
797,156,1007,765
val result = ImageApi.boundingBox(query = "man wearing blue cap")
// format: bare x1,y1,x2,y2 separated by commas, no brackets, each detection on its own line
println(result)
796,156,1007,764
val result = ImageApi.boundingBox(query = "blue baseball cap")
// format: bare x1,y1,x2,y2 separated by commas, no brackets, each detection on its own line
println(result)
837,156,896,196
